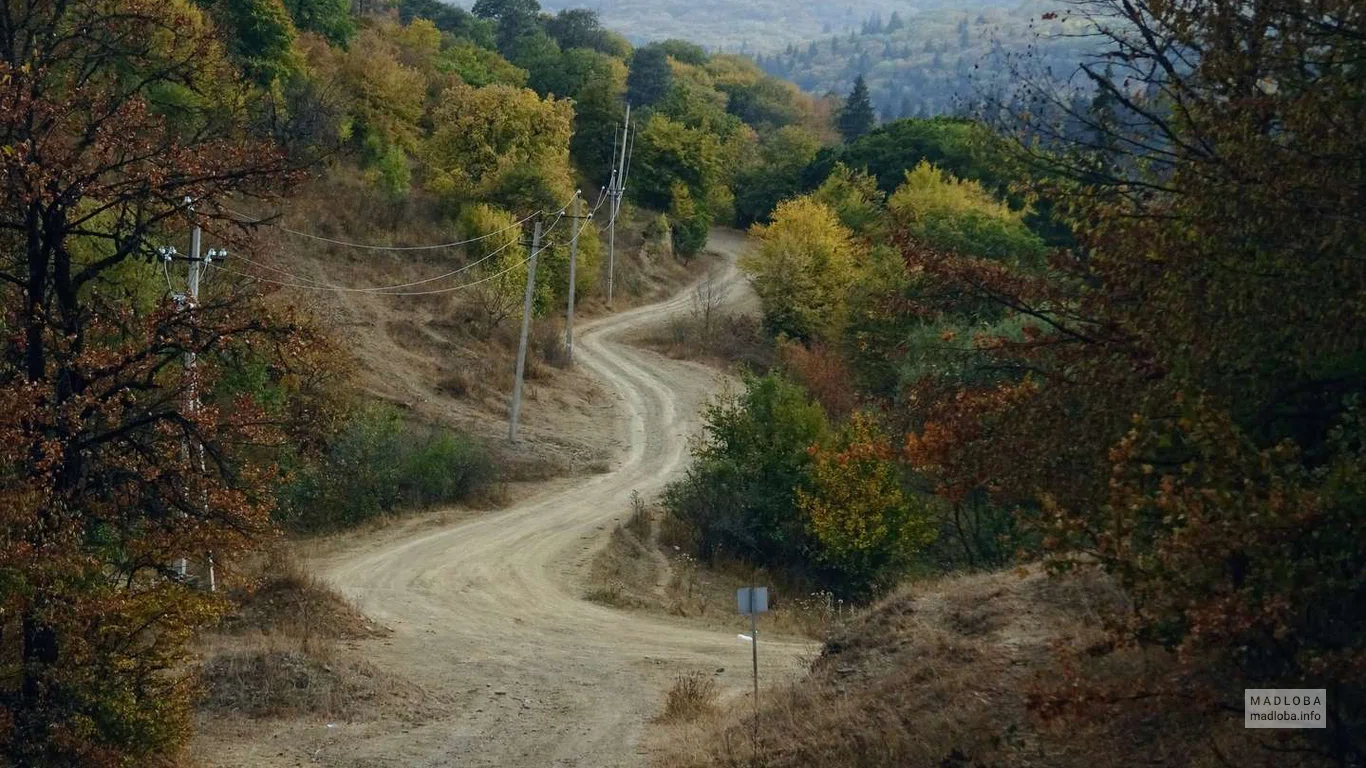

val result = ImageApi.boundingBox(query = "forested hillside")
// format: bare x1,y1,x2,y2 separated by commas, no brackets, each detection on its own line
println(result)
535,0,1100,121
655,0,1366,764
539,0,1004,53
755,4,1099,119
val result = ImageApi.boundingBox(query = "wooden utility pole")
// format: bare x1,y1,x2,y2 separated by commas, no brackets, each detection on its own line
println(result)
607,103,631,305
565,192,584,362
509,220,542,442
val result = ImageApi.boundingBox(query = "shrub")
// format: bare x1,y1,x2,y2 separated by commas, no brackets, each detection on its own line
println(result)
778,340,857,422
797,414,938,597
663,373,828,581
657,671,719,723
624,490,651,540
276,404,496,532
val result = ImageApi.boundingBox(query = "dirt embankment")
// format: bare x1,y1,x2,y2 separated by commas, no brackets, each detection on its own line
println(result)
241,171,710,483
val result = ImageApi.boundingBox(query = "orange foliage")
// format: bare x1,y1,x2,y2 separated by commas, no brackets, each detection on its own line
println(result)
778,340,858,421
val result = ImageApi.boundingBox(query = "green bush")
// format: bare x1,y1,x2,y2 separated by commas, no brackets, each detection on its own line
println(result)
277,405,496,532
663,374,827,575
664,373,947,598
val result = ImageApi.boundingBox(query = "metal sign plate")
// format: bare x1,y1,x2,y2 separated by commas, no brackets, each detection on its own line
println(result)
736,586,769,615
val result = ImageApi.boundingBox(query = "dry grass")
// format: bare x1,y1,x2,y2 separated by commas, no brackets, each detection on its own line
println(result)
585,511,661,609
198,549,429,725
653,566,1326,768
651,567,1119,767
638,310,772,372
218,551,384,642
656,672,721,724
624,490,652,540
199,637,411,720
583,581,645,609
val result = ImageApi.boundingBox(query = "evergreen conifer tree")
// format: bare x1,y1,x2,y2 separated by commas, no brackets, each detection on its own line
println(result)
837,75,876,142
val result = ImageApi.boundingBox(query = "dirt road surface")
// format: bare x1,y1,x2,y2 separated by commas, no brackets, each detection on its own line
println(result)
262,230,813,767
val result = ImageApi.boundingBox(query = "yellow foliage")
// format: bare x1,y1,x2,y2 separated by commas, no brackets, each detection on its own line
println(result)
391,18,442,73
458,203,533,334
422,82,574,212
887,161,1044,262
703,53,763,88
743,196,863,340
888,161,1021,224
305,25,427,152
797,414,937,590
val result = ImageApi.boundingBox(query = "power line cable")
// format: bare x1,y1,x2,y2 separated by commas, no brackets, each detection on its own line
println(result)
589,186,610,216
217,212,568,296
229,234,520,294
220,199,562,253
215,252,534,296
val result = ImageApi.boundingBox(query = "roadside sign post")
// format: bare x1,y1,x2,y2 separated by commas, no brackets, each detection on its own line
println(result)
737,586,769,756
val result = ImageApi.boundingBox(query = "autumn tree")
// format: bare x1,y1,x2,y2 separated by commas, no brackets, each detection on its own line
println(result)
0,0,311,763
743,197,862,341
458,204,534,336
810,163,885,235
629,113,723,211
436,38,529,88
537,211,602,307
798,414,936,597
300,23,426,198
422,82,574,213
887,161,1044,264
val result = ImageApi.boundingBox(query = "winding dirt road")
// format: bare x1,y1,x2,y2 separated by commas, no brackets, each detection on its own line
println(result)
305,230,812,767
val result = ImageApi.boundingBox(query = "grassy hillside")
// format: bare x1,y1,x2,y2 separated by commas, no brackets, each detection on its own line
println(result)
655,566,1272,768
